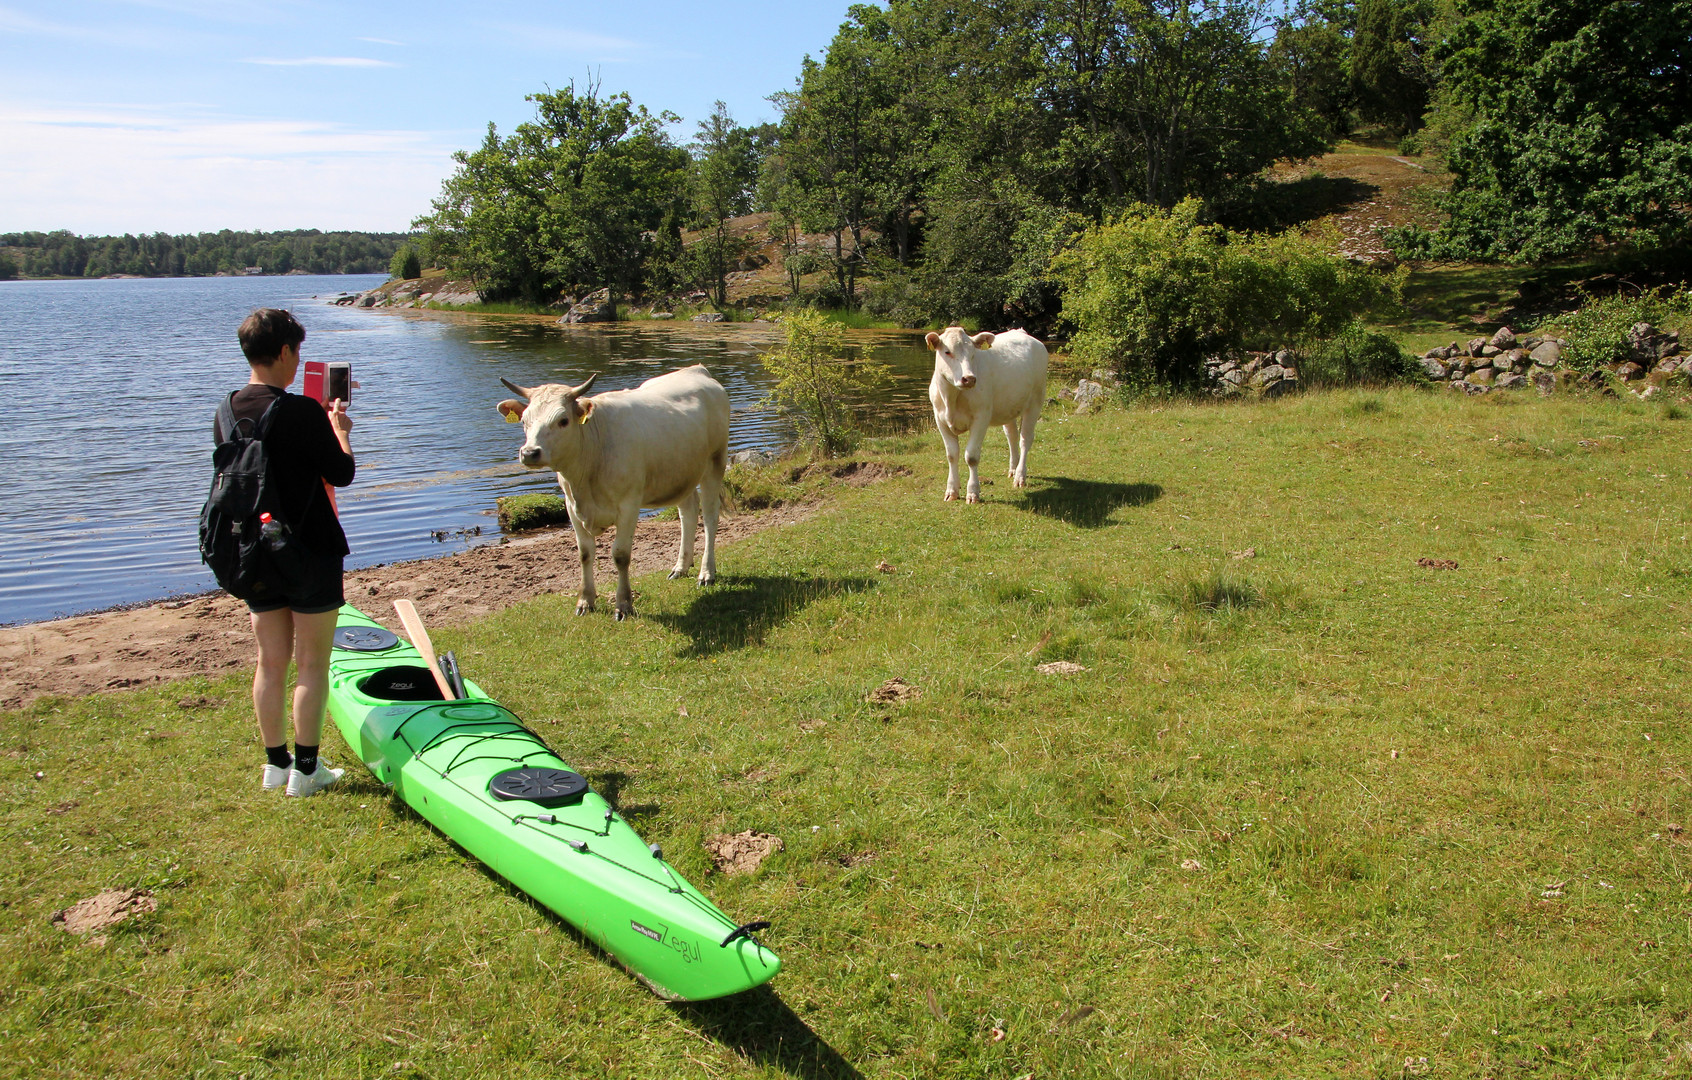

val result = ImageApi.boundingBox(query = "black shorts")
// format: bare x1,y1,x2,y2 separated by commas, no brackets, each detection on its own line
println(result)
245,554,346,615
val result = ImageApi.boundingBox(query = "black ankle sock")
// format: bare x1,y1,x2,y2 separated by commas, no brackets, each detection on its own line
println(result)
265,744,293,770
294,744,319,776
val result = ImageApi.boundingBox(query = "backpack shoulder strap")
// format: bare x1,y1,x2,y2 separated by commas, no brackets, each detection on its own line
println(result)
216,393,240,445
253,391,288,440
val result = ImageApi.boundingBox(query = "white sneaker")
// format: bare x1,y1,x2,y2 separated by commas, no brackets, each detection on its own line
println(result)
285,763,344,798
262,763,290,790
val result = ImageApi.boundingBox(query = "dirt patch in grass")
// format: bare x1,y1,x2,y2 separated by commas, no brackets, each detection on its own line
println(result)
51,888,156,940
703,830,784,876
866,677,922,704
0,503,815,709
789,460,914,486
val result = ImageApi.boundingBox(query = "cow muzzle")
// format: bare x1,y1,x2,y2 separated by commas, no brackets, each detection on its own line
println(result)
519,446,545,467
958,374,977,389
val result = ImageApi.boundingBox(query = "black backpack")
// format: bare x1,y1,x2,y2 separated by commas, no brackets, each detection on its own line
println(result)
199,393,315,602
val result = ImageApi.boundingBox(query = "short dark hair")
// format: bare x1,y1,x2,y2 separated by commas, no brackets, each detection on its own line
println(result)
238,308,306,364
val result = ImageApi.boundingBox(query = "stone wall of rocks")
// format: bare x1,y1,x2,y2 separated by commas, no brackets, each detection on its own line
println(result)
1420,322,1687,397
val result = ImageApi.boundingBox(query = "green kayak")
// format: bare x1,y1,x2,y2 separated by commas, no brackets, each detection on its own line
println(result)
324,603,779,1001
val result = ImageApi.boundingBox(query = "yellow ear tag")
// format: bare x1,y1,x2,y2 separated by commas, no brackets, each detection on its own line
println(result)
503,412,520,423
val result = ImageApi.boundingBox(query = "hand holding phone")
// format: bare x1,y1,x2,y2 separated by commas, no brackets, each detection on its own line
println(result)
327,362,351,405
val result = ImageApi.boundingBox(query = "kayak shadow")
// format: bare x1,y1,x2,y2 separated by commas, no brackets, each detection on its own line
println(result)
1017,476,1161,528
381,797,856,1072
673,987,864,1080
584,768,661,827
652,574,877,658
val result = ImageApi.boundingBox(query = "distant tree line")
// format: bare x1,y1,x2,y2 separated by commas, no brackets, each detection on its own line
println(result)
413,0,1690,329
0,229,407,280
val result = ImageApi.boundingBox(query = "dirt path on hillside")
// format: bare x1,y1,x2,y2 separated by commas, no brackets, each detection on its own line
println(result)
0,505,815,710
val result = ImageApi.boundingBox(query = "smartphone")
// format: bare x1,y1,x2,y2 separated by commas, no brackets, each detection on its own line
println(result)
301,360,327,402
327,362,351,404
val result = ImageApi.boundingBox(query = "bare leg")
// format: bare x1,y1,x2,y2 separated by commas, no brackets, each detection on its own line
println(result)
251,608,294,749
612,500,640,619
699,453,724,586
289,609,340,747
963,420,990,503
572,521,598,615
938,422,962,501
671,489,699,579
1014,406,1040,488
1003,418,1022,480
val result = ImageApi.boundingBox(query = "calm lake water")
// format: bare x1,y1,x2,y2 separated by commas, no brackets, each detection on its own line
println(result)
0,274,936,626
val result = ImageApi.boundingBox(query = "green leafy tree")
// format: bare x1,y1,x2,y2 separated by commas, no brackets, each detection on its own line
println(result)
1052,199,1399,386
1349,0,1440,136
1392,0,1692,261
0,251,16,280
416,82,689,309
759,310,891,457
389,245,422,280
688,102,766,307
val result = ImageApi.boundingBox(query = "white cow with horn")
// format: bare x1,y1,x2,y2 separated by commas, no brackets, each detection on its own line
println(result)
926,326,1050,503
496,366,731,620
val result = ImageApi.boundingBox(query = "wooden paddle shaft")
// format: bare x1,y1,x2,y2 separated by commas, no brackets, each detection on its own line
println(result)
393,599,456,700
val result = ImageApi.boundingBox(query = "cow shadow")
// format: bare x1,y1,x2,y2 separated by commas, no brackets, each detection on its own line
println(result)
652,574,877,658
672,988,865,1079
1017,477,1162,528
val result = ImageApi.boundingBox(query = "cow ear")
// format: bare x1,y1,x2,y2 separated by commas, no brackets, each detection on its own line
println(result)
925,331,942,350
972,332,997,349
497,399,527,423
576,398,595,425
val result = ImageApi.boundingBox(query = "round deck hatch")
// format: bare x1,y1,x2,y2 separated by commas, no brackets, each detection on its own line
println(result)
489,767,589,807
442,704,500,721
334,625,400,652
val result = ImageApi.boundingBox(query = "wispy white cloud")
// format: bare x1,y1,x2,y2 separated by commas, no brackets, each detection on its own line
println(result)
478,22,644,55
357,36,405,46
242,56,398,68
0,101,457,232
0,4,180,47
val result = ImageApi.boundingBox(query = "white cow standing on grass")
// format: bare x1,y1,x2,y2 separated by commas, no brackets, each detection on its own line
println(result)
926,326,1050,503
496,365,730,620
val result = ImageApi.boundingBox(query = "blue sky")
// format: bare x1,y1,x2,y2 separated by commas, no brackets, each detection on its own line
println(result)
0,1,851,235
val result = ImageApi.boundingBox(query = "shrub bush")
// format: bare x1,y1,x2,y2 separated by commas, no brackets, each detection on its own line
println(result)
758,309,891,458
389,245,422,280
1297,321,1422,388
1554,287,1691,373
1051,199,1401,388
496,494,569,532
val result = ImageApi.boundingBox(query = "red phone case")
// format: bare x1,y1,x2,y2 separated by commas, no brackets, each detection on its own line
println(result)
301,360,327,403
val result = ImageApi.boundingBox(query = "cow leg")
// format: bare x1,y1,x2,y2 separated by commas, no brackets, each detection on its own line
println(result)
1014,406,1039,488
963,421,991,503
611,500,640,620
937,421,962,501
571,521,598,616
671,489,699,579
698,452,724,586
1003,418,1022,480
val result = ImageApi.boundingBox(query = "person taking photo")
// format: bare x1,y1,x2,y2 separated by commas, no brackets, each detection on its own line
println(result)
214,308,355,797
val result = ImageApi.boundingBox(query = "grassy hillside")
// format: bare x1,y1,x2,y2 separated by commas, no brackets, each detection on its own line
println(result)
5,388,1690,1078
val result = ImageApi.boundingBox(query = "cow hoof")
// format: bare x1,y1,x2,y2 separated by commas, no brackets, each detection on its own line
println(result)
697,574,715,587
668,569,685,580
575,602,593,616
614,609,630,622
966,493,981,504
943,491,958,502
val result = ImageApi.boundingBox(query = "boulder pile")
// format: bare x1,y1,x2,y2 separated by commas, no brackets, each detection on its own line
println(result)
1420,323,1688,397
1206,350,1301,399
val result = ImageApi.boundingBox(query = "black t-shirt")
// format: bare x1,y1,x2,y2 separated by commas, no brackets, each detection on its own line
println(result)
213,384,356,557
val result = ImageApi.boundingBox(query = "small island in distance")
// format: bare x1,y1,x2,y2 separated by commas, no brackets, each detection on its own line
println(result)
0,228,406,280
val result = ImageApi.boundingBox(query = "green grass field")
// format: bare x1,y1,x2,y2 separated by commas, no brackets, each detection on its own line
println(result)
5,387,1691,1078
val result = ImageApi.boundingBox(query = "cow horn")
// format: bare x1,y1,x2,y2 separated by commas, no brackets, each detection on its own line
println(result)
499,377,533,401
568,372,598,398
